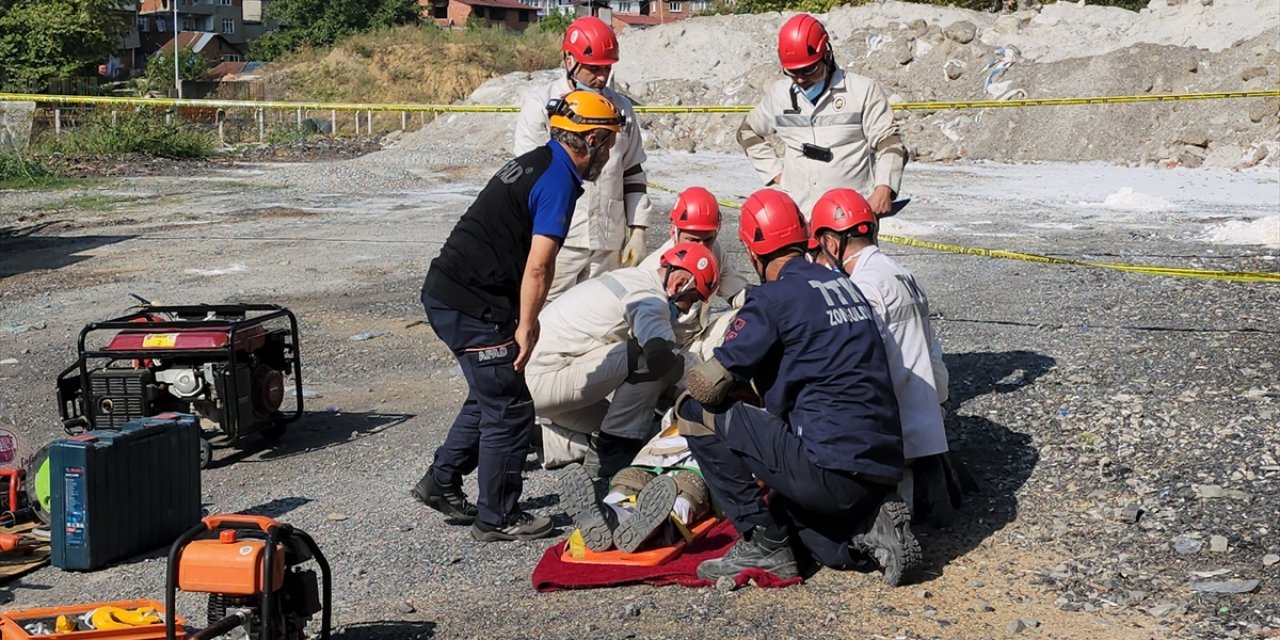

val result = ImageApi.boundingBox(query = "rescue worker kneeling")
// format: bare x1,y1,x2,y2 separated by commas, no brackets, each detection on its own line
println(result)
637,186,753,361
526,242,720,479
676,189,922,587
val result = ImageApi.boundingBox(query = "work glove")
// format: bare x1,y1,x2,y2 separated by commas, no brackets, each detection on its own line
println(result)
625,337,683,383
620,227,646,266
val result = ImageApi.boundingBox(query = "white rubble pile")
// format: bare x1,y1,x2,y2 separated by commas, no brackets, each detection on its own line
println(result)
399,0,1280,169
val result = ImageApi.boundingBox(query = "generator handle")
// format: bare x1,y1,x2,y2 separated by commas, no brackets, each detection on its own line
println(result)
202,514,280,534
293,529,333,640
166,521,216,640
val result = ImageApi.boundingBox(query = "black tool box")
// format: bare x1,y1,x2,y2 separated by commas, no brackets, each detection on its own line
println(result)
50,414,202,571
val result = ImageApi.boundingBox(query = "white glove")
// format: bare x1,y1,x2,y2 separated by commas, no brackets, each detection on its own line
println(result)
621,227,646,266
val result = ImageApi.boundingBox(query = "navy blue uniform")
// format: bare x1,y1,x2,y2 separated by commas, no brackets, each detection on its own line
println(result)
681,258,904,568
421,141,581,528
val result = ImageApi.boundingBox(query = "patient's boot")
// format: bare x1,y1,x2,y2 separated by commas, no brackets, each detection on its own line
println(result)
613,474,678,553
559,464,617,551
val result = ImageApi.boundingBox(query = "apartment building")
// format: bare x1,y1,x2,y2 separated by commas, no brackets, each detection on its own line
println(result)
138,0,272,56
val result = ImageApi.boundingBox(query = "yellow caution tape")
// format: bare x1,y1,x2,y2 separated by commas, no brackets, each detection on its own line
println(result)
1,90,1275,114
648,183,1280,283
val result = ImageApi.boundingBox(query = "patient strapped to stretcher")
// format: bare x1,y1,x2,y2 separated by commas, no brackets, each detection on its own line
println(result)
560,415,717,561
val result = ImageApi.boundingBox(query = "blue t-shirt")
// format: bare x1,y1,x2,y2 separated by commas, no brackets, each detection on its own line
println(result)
715,258,904,478
424,141,583,323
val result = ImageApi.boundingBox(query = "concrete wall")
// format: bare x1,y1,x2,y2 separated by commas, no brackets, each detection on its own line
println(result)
0,103,35,151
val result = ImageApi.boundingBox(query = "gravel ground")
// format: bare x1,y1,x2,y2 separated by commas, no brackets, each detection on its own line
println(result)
0,148,1276,640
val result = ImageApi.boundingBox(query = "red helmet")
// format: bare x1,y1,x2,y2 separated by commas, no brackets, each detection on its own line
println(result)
738,189,808,256
810,188,877,240
563,17,620,66
661,242,720,301
778,14,830,70
670,187,721,232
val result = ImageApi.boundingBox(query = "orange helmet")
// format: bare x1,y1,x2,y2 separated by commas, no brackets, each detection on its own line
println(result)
738,189,807,256
563,17,620,66
547,90,625,134
810,188,877,239
670,187,721,232
661,242,720,302
778,14,830,71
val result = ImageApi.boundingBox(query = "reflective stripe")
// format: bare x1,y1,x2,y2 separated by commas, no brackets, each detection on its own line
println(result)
598,274,628,299
774,113,863,128
814,113,862,126
884,300,927,327
774,114,811,128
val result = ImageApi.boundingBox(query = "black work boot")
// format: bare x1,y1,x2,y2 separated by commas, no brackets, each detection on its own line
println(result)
613,474,678,553
593,433,646,480
471,511,554,542
851,495,922,587
411,471,478,525
695,526,798,582
559,464,618,551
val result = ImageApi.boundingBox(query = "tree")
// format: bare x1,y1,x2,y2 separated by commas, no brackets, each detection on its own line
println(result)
530,9,574,34
0,0,130,92
251,0,421,60
145,46,210,95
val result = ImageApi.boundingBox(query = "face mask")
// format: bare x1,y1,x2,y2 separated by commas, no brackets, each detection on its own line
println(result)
668,300,682,324
575,81,600,93
800,79,827,104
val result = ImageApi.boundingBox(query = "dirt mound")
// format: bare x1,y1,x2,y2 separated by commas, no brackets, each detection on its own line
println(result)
399,0,1280,169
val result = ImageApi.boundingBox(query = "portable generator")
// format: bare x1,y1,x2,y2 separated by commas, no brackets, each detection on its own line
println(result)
56,303,304,467
166,515,331,640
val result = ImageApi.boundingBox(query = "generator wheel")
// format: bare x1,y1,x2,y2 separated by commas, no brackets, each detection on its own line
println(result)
199,439,214,469
260,420,287,442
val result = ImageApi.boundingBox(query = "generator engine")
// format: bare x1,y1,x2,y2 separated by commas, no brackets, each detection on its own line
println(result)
167,515,331,640
57,303,303,467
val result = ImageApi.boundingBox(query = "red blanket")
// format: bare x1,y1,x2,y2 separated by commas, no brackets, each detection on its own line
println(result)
531,520,804,592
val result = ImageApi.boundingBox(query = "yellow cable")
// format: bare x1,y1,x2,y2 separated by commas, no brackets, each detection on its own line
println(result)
1,90,1275,114
649,183,1280,284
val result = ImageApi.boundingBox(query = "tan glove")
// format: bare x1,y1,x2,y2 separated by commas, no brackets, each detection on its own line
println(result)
621,227,646,266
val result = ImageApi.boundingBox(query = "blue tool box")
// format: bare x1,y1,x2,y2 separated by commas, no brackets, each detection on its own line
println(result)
50,414,202,571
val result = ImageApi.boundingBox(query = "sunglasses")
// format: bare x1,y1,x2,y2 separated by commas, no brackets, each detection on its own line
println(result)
783,60,825,78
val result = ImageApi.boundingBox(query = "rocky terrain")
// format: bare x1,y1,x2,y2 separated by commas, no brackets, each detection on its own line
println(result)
411,0,1280,170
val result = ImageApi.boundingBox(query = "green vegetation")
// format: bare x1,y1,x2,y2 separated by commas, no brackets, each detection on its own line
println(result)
530,10,574,35
38,110,216,159
144,47,211,95
274,24,562,105
251,0,422,60
0,0,129,92
0,152,68,190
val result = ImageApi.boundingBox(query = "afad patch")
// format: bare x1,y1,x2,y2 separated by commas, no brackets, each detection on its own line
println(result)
833,96,846,112
476,345,510,363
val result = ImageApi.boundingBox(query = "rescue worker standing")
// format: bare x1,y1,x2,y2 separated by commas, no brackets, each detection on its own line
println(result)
809,188,956,523
527,243,720,477
637,187,752,358
675,189,922,586
737,13,908,218
514,16,654,301
412,91,625,543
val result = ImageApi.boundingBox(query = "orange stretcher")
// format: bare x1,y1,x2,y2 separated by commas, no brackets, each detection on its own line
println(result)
560,517,720,567
0,599,184,640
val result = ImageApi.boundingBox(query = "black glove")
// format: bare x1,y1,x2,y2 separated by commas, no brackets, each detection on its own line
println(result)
627,338,682,383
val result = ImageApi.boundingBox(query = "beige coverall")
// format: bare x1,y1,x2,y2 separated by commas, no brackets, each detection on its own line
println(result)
737,68,907,218
526,265,682,467
514,79,654,301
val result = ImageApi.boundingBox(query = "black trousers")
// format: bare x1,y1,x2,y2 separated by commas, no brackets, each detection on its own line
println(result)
423,294,535,528
683,402,891,568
